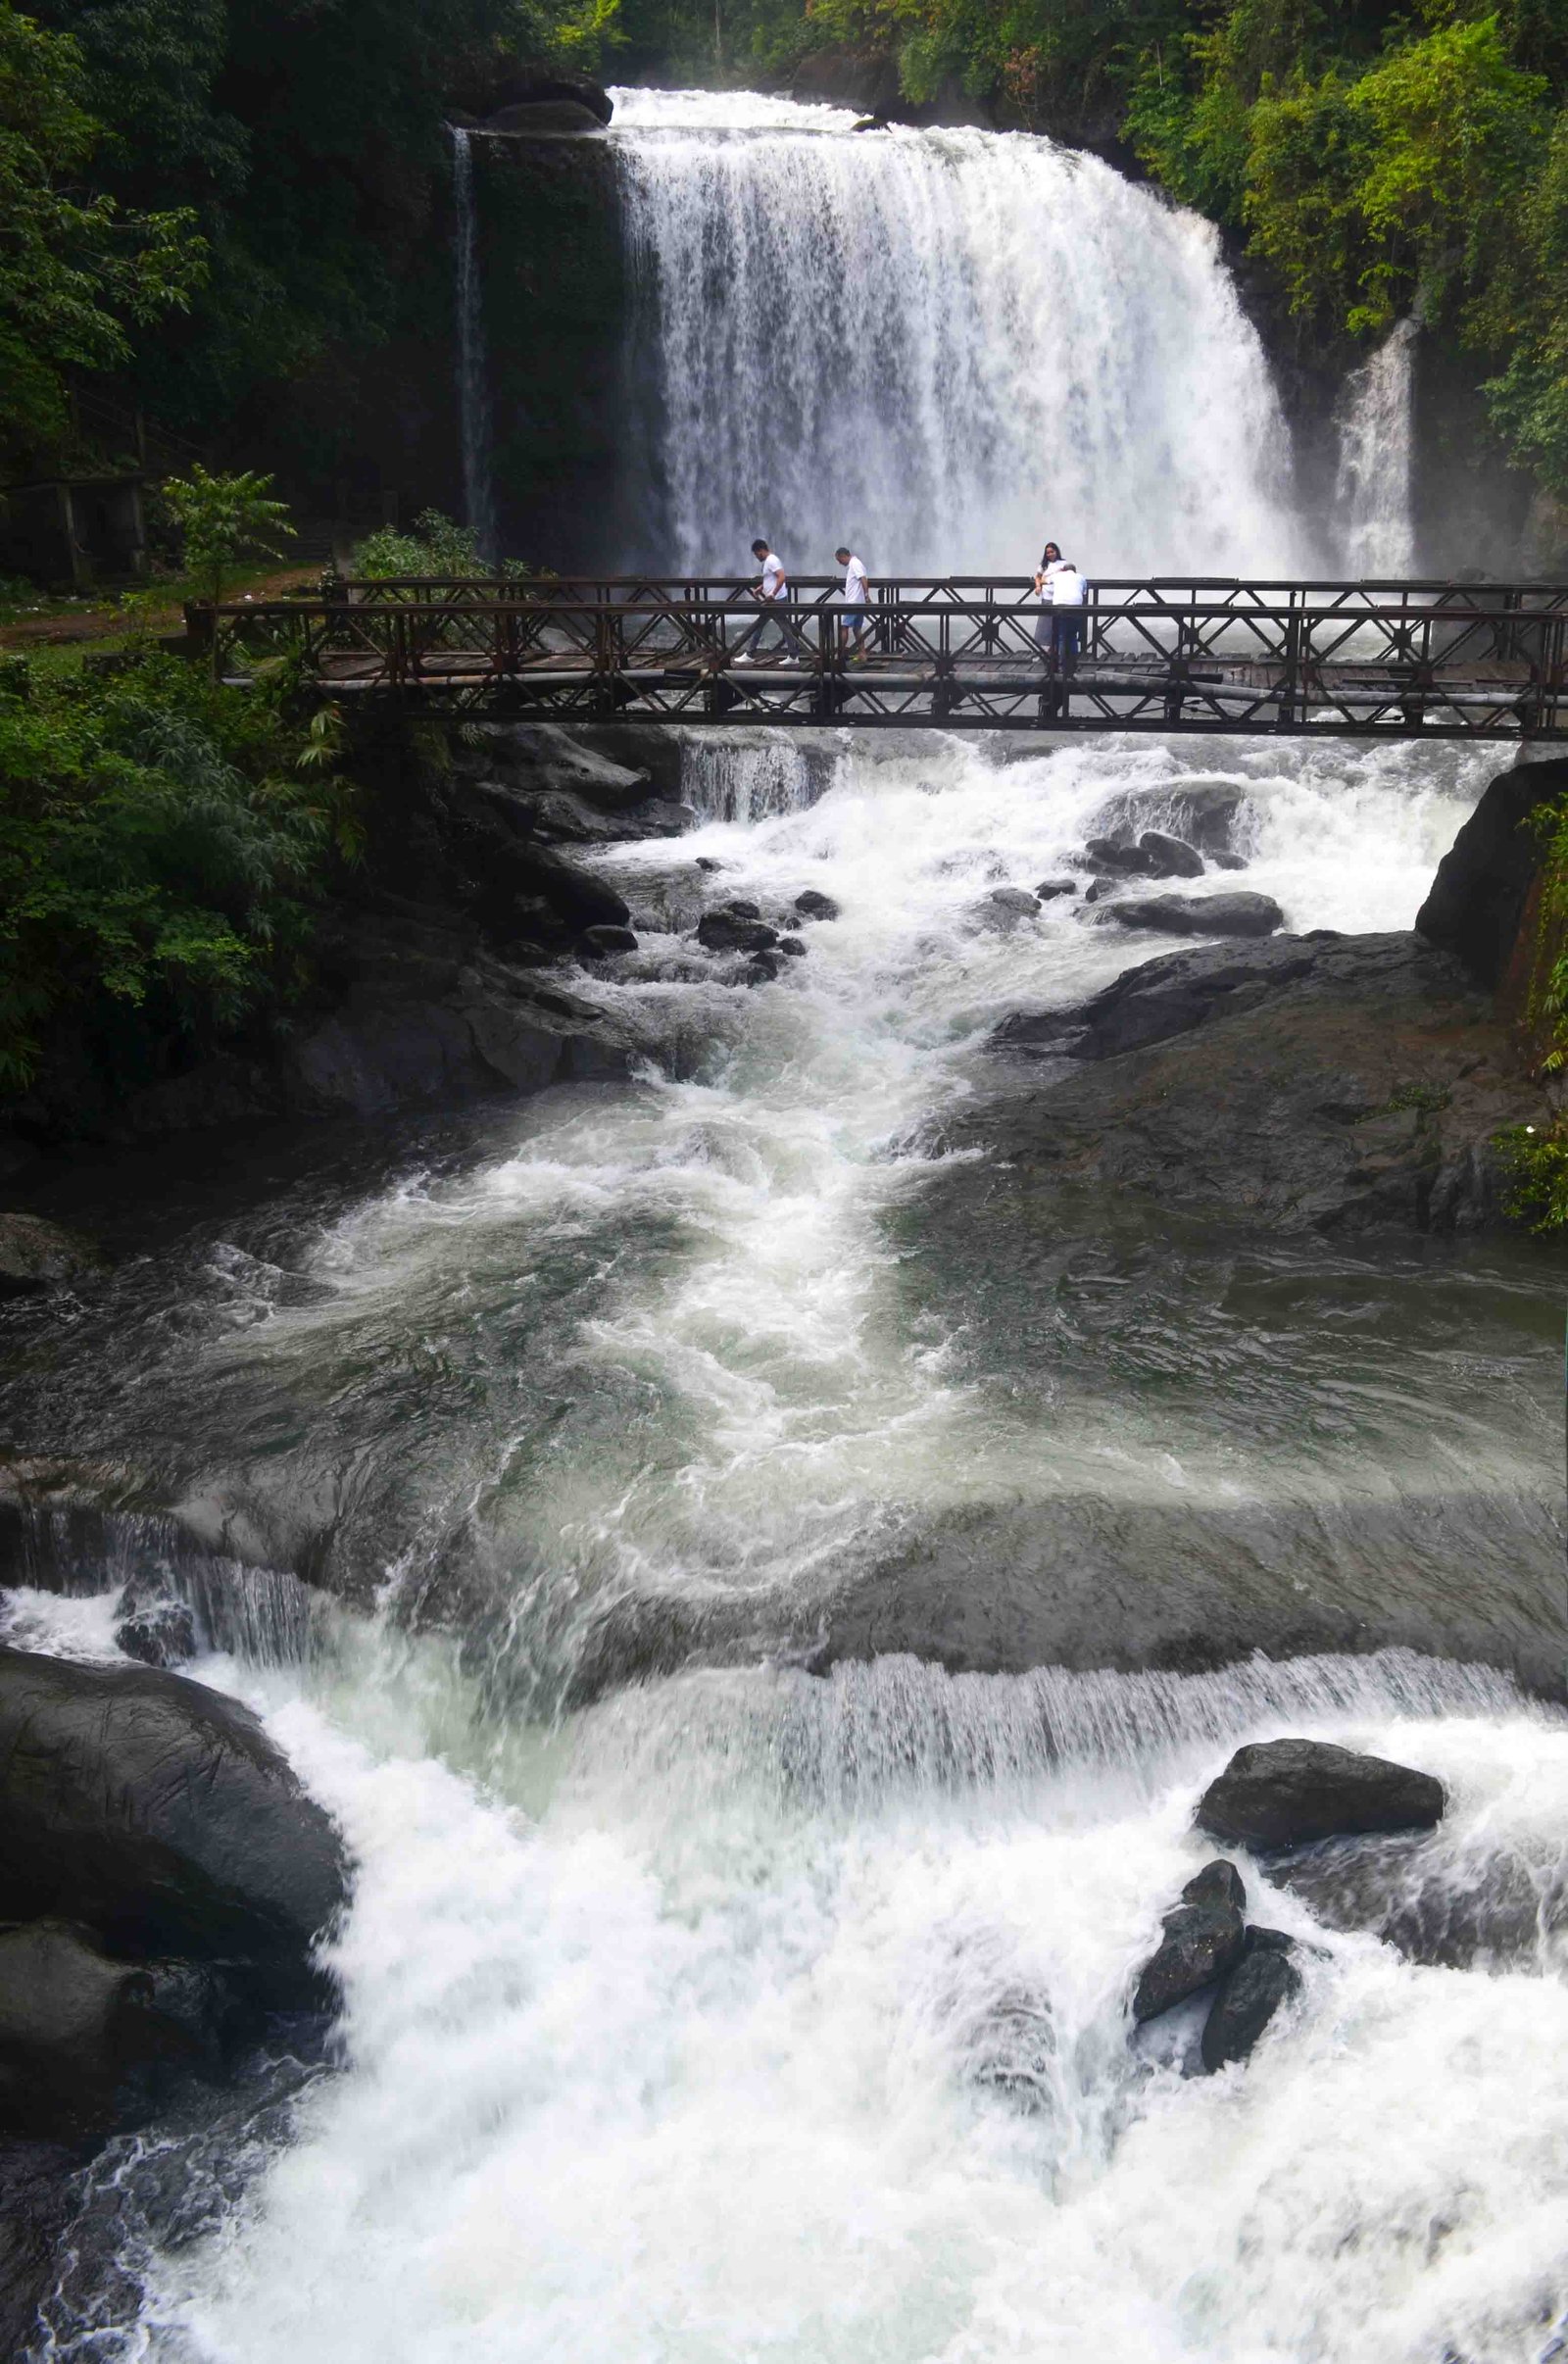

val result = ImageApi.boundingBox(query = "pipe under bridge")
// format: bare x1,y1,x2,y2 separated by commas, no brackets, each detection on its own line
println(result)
199,575,1568,741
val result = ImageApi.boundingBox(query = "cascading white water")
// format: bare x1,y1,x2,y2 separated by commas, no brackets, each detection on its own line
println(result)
1335,319,1419,577
451,125,497,562
611,89,1313,577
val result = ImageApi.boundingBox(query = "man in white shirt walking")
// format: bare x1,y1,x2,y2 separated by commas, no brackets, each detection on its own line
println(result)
835,545,871,660
735,537,805,665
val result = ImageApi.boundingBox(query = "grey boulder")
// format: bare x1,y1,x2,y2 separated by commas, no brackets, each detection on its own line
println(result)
1200,1942,1302,2073
794,889,841,921
969,887,1042,932
1035,876,1078,901
1138,829,1204,879
1101,892,1283,940
1132,1897,1246,2022
0,1649,347,2004
1197,1738,1446,1849
698,910,779,955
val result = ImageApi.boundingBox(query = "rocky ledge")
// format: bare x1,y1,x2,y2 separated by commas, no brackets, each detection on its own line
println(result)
983,930,1542,1234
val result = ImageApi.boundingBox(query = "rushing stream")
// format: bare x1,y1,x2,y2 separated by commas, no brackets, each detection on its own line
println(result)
10,84,1568,2364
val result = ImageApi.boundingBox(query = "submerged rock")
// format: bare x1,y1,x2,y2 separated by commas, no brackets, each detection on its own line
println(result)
1035,876,1078,901
0,1650,346,2004
581,923,638,957
114,1584,198,1671
794,889,841,921
698,910,779,955
1197,1738,1446,1849
1100,891,1283,940
1200,1941,1302,2072
969,886,1042,931
1138,829,1204,879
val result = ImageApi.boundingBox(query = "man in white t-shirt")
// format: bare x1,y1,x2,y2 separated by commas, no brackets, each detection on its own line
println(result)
835,544,871,659
735,537,805,665
1045,554,1085,675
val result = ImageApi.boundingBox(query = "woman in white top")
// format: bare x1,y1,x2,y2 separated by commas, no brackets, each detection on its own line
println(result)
1032,541,1063,655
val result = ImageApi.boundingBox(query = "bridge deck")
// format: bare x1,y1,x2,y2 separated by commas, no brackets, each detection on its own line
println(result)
196,576,1568,740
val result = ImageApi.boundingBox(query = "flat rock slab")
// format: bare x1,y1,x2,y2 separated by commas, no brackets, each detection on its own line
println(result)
1197,1738,1446,1849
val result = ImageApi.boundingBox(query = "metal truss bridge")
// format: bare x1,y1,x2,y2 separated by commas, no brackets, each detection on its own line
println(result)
199,574,1568,740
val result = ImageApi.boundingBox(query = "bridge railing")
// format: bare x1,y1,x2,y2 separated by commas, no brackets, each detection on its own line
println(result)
192,580,1568,739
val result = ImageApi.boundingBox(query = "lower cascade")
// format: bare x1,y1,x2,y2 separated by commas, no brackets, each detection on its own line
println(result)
5,713,1568,2362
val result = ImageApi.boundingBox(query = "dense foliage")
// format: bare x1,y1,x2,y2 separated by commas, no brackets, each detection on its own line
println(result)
0,652,355,1106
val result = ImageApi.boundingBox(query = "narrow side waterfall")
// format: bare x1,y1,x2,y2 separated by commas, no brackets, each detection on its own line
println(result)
451,125,497,561
611,88,1310,576
1335,319,1419,576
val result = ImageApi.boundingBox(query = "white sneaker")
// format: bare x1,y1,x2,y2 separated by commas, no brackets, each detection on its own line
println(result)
732,654,754,665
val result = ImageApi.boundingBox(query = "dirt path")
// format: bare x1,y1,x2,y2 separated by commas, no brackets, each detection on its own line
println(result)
0,566,320,650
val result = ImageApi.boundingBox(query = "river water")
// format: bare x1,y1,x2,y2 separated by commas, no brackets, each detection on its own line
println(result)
10,86,1568,2364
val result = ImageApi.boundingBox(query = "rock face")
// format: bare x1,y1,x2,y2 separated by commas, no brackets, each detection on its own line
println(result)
1100,891,1283,940
0,1649,346,2000
1416,753,1568,983
1196,1739,1446,1849
1132,1896,1247,2021
0,1922,222,2139
981,932,1544,1234
0,1213,105,1298
1200,1944,1302,2073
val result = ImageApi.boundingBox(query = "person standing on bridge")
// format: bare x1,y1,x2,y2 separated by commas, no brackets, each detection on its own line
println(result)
735,538,804,666
1033,541,1063,660
836,545,871,661
1048,553,1085,677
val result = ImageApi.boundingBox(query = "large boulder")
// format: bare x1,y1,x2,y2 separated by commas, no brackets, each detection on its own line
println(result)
1100,892,1283,940
1196,1738,1446,1849
1416,754,1568,984
1138,830,1204,880
1200,1942,1301,2073
0,1650,346,2002
448,61,613,125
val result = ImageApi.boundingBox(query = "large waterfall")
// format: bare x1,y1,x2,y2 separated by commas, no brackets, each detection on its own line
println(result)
611,89,1314,577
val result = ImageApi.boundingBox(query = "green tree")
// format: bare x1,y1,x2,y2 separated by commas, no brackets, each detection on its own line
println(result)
162,464,296,608
0,0,202,469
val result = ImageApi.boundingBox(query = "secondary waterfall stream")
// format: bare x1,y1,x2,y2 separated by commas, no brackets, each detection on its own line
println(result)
9,87,1563,2364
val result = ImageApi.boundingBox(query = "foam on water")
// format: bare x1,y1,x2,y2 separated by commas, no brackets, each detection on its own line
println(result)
111,1639,1568,2364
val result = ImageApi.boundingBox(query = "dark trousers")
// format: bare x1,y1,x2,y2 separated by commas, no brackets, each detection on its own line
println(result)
1052,612,1082,673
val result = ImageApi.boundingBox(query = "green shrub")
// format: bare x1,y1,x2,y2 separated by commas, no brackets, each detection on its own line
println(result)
1494,1119,1568,1230
0,652,355,1100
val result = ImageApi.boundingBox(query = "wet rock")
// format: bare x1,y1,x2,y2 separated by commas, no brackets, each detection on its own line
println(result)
1269,1830,1558,1970
581,923,638,957
1035,876,1078,900
1200,1942,1301,2073
486,95,608,134
1182,1859,1247,1912
114,1587,198,1671
794,889,841,921
1416,753,1568,984
1101,892,1283,940
0,1214,106,1300
0,1650,347,2006
1091,780,1250,856
977,932,1546,1234
777,935,808,958
1139,829,1204,879
1083,879,1116,905
521,849,632,932
721,898,762,918
0,1922,235,2139
696,856,723,873
969,887,1042,932
1082,835,1152,875
1197,1738,1446,1850
1132,1897,1247,2022
744,953,787,985
698,911,780,955
451,61,613,124
0,2137,81,2359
